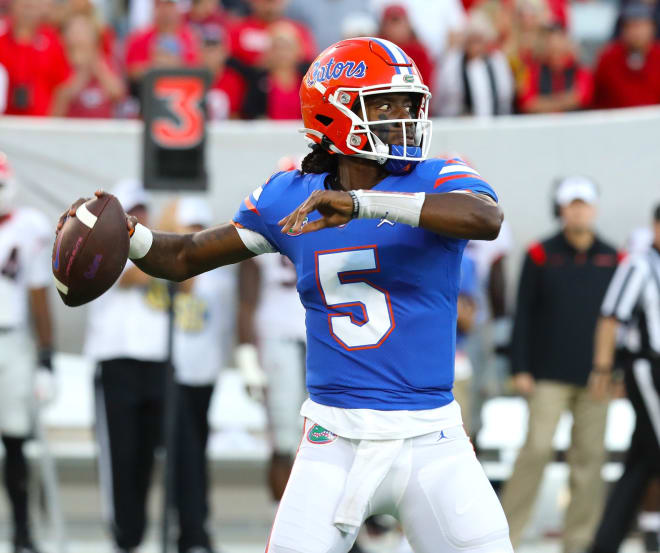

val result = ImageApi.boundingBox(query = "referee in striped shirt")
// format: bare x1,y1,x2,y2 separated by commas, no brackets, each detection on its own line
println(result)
590,203,660,553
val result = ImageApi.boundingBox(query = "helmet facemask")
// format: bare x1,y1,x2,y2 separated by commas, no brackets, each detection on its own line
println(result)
328,83,432,174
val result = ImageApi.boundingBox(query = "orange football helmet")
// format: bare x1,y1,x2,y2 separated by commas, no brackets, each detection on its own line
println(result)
300,37,432,169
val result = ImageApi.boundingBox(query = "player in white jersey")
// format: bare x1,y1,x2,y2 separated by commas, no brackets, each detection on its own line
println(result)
0,153,55,553
237,251,307,501
171,197,236,553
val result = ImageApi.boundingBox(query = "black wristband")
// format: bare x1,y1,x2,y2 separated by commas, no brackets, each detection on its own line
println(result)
348,190,359,219
38,348,53,371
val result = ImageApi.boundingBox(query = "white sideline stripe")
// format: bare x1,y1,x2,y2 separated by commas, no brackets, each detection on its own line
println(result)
53,276,68,295
633,358,660,444
76,202,98,229
439,165,480,176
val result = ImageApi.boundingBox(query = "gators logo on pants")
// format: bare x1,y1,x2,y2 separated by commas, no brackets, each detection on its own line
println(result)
307,424,337,444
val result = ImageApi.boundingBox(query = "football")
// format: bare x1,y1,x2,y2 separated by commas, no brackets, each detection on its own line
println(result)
52,194,129,307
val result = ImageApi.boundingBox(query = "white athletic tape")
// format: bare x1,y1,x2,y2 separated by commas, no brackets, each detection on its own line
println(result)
353,190,426,227
129,223,153,260
76,202,98,229
53,276,69,295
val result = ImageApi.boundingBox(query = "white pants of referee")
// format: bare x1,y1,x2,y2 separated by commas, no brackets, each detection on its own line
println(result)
266,419,513,553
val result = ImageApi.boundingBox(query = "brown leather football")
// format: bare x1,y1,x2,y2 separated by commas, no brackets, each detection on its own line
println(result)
52,194,129,307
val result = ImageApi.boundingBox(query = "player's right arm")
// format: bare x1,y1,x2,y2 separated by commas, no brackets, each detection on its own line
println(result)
56,192,256,282
128,222,254,281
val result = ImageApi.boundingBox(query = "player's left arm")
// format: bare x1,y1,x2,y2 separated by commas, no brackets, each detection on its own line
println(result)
29,286,57,403
29,287,53,355
278,189,502,241
26,214,55,375
419,192,501,240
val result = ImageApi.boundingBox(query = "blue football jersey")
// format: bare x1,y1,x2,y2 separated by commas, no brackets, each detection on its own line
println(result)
233,158,498,410
456,253,478,347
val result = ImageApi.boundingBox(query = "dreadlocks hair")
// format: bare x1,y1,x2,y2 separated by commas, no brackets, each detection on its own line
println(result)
301,143,338,175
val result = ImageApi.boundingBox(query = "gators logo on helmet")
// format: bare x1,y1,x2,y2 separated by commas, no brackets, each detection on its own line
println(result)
300,37,432,173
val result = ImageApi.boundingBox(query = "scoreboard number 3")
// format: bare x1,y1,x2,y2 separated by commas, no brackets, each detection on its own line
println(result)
152,76,205,149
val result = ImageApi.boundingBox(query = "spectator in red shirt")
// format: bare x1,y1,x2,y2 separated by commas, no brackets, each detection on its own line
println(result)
593,3,660,109
51,15,125,118
124,0,201,91
202,24,246,119
60,0,116,60
242,20,303,119
0,0,71,115
499,0,548,93
518,21,593,113
377,4,434,89
227,0,316,71
185,0,230,38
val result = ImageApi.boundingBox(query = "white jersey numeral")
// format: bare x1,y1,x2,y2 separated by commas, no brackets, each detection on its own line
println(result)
316,246,394,350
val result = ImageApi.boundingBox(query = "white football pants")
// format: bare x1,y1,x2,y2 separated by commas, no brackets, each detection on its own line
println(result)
266,419,512,553
0,330,34,436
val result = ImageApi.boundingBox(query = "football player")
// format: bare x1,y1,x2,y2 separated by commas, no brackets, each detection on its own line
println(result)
236,251,307,502
59,38,512,553
0,153,55,553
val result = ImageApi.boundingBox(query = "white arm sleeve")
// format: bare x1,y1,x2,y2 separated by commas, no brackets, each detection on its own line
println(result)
235,227,277,255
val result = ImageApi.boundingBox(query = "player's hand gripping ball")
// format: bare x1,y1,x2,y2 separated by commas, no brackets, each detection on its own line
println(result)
53,191,130,306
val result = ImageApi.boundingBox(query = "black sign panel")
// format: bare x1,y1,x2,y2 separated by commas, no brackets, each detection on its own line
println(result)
142,68,211,191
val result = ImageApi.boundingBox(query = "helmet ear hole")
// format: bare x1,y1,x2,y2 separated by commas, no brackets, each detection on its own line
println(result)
315,114,333,126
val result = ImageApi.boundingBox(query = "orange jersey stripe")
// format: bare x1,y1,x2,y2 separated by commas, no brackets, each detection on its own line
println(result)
243,195,260,216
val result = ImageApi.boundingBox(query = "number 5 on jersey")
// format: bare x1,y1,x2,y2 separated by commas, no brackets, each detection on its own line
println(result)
315,246,395,350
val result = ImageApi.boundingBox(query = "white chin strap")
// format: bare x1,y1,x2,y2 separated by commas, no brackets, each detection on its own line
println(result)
356,125,424,165
370,135,390,165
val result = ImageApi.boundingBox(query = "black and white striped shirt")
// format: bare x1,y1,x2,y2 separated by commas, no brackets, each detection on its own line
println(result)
601,247,660,358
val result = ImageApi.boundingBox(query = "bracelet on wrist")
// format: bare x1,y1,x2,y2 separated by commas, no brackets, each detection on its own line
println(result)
348,190,360,219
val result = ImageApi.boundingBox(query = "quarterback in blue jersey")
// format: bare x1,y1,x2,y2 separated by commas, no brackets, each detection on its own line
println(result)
59,37,513,553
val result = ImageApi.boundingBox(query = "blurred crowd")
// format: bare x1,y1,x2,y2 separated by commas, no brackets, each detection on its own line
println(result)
1,0,660,120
